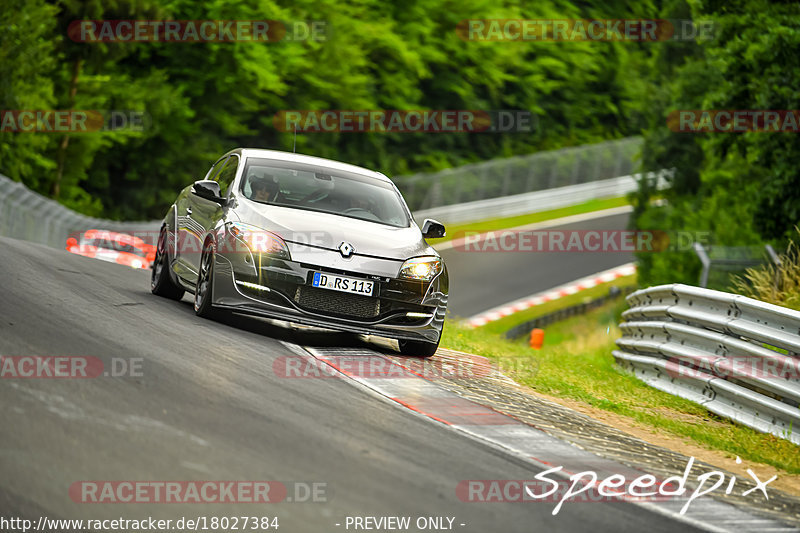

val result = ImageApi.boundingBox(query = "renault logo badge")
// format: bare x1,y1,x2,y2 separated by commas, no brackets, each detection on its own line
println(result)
338,242,354,258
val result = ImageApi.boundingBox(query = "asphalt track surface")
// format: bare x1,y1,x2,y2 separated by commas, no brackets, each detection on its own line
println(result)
440,212,634,318
0,235,703,532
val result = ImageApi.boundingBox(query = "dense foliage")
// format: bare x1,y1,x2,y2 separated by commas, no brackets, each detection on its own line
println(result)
634,0,800,287
2,0,797,271
2,0,658,219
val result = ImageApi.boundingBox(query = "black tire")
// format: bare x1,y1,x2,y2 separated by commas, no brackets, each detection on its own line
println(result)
398,337,440,358
151,226,185,301
194,240,218,318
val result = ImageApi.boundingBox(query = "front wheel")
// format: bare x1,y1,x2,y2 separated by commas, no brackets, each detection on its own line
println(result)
151,226,185,301
398,338,439,358
194,241,218,318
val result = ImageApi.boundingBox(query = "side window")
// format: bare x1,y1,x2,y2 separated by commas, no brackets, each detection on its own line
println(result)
215,156,239,196
204,157,228,181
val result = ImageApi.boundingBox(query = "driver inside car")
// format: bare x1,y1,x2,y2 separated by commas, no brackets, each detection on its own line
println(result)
348,192,374,213
249,174,279,203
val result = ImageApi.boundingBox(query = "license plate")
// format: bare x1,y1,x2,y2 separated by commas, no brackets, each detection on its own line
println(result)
311,272,374,296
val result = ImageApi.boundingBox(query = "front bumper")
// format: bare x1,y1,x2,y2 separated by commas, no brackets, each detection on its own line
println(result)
210,245,447,343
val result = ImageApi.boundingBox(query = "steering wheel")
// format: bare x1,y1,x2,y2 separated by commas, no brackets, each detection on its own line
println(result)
297,190,327,205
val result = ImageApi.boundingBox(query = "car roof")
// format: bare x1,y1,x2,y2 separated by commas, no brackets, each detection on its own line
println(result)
225,148,392,184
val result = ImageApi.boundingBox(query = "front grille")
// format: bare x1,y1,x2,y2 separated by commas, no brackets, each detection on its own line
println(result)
294,286,380,319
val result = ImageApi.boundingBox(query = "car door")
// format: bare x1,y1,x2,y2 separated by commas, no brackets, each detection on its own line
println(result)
175,157,229,279
186,155,240,274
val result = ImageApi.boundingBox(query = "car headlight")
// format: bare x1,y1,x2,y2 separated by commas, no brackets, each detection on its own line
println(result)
227,222,291,260
398,256,442,281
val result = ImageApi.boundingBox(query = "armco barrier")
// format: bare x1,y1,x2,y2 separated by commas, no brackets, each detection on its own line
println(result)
614,283,800,445
395,136,645,213
0,174,159,248
412,170,670,225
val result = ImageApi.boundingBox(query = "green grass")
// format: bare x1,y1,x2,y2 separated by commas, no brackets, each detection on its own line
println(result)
440,300,800,474
480,273,637,336
428,196,630,245
732,230,800,311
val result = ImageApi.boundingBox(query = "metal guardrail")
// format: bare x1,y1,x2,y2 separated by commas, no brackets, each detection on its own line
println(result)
395,136,645,213
413,171,670,225
614,283,800,445
0,174,159,248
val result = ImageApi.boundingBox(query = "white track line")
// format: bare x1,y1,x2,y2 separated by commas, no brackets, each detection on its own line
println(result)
466,263,637,328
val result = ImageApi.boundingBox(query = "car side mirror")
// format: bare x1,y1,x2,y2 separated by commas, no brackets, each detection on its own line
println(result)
191,180,226,205
421,219,446,239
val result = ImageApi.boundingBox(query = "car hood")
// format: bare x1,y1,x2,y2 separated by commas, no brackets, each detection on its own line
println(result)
233,201,436,261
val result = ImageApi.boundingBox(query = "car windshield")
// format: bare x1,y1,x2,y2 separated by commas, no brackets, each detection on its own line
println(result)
241,158,410,228
80,237,148,258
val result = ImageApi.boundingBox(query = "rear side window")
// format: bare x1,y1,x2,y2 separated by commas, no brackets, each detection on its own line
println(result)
215,155,239,196
205,157,228,181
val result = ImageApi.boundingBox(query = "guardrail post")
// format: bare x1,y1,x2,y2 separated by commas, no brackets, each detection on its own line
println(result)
765,244,783,296
501,164,511,197
693,242,711,288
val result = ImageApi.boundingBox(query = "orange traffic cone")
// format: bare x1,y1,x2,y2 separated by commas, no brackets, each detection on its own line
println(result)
529,328,544,349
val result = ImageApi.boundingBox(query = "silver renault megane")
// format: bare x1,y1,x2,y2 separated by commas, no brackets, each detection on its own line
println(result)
151,148,448,356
